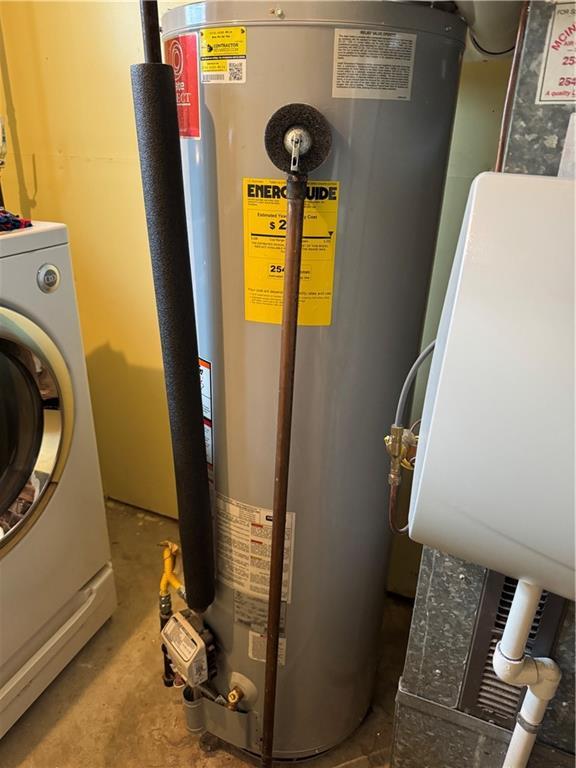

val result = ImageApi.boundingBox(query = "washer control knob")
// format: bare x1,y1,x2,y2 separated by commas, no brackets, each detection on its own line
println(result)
37,264,61,293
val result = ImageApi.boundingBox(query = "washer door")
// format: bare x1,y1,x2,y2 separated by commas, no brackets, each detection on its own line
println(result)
0,308,74,555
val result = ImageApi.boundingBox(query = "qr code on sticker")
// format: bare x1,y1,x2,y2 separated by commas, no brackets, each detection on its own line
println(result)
228,61,245,82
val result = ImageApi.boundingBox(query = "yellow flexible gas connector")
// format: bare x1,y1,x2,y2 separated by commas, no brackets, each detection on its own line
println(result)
159,540,186,600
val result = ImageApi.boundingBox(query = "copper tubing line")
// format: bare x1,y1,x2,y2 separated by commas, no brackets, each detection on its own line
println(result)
494,0,530,173
261,174,307,768
388,484,408,536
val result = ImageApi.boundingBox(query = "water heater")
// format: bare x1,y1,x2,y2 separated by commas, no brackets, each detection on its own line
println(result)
161,1,465,757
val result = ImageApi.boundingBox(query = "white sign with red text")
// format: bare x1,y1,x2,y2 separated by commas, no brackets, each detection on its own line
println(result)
537,2,576,104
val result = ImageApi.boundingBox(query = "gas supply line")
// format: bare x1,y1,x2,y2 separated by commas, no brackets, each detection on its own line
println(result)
158,540,186,688
159,540,186,602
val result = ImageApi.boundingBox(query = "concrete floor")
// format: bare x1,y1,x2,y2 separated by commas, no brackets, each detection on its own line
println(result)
0,500,412,768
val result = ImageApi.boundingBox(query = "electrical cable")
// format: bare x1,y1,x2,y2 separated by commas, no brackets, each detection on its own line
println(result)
394,340,436,427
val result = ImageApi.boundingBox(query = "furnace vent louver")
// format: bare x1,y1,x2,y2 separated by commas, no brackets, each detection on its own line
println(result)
476,636,522,719
460,574,565,728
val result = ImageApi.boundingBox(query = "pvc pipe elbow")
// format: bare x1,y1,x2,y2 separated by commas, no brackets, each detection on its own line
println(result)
493,643,538,686
493,643,562,700
456,1,523,56
531,657,562,701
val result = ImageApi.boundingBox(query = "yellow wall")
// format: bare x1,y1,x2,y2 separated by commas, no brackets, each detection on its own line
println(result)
0,0,181,516
413,56,512,413
0,2,509,523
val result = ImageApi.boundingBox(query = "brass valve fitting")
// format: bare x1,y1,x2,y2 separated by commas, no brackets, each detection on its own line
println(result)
226,685,245,711
384,425,416,487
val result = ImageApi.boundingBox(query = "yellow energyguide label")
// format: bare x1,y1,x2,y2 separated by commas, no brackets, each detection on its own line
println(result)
200,27,247,83
243,178,340,326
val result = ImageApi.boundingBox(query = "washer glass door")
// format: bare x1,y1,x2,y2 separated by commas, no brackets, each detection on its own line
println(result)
0,338,63,546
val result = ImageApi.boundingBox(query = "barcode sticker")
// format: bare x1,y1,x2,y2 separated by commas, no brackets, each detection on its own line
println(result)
200,26,247,84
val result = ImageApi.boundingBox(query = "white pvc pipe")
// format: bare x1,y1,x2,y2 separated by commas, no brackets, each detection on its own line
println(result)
521,690,549,726
494,582,562,768
500,581,542,660
503,692,548,768
456,1,523,56
504,722,537,768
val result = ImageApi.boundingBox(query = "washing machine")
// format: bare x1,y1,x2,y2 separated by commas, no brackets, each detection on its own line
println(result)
0,222,116,737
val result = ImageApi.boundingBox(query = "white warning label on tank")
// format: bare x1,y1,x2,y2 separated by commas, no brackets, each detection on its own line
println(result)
216,494,295,602
332,28,416,101
234,591,287,633
248,630,286,666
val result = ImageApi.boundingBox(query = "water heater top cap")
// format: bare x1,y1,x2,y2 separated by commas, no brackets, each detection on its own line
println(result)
264,103,332,174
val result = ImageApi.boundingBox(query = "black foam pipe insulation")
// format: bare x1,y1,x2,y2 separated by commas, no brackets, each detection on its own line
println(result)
131,60,215,612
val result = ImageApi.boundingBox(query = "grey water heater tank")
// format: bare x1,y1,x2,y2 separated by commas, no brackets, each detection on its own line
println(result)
162,1,465,757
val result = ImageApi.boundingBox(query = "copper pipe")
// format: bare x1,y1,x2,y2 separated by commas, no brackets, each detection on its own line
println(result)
388,484,409,536
494,1,529,173
261,173,307,767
